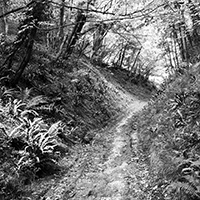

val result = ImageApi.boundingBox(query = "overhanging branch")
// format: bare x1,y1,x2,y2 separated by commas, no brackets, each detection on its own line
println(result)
0,1,33,19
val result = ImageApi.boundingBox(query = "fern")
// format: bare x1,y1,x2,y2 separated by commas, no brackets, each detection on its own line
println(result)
0,87,16,103
26,95,47,108
10,117,63,179
12,99,26,117
166,181,200,199
16,87,32,103
9,123,25,138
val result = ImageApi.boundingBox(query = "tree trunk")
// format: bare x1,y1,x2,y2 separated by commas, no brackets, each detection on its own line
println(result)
55,33,68,61
119,43,127,68
0,0,8,37
166,42,173,70
58,0,65,38
92,23,108,57
172,28,180,69
10,27,37,86
180,25,188,62
64,10,86,57
6,0,47,86
1,25,27,74
129,48,141,77
177,24,185,61
169,40,177,69
186,1,200,51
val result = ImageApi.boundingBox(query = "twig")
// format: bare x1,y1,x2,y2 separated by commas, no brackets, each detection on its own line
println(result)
0,1,34,19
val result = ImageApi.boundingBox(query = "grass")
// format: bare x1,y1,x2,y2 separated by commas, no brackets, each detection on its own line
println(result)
134,63,200,199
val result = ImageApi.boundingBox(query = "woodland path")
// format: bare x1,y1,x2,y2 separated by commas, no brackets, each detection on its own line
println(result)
68,95,148,200
37,63,149,200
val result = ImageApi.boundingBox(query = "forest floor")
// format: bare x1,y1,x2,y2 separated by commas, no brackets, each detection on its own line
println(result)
28,62,151,200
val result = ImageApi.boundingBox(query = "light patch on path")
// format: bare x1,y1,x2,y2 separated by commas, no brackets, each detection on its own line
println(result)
67,98,147,200
40,101,148,200
101,100,147,200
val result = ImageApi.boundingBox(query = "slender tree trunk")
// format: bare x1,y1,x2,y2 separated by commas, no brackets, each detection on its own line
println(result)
114,47,123,68
10,27,37,86
180,25,188,62
187,0,200,44
169,40,177,70
55,33,68,60
119,43,127,68
92,23,108,58
166,42,173,70
177,25,185,61
64,10,86,57
0,27,27,74
58,0,65,38
3,0,47,86
172,29,180,69
173,38,179,68
0,0,8,37
129,48,141,77
171,32,179,69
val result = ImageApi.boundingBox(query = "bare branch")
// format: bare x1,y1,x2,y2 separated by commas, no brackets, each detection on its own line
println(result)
50,1,115,15
50,0,164,18
0,2,33,19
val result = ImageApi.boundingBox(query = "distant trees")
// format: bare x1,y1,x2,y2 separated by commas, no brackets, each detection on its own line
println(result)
0,0,180,86
158,0,200,74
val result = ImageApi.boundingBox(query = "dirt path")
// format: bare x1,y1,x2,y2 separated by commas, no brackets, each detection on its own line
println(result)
37,94,149,200
36,63,150,200
100,99,147,200
66,98,148,200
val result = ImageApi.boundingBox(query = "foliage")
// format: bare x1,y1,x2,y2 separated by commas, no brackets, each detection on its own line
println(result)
0,0,161,86
0,86,68,199
1,0,194,199
136,62,200,199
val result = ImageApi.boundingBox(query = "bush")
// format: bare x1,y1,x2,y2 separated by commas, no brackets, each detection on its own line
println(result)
136,65,200,199
0,87,67,198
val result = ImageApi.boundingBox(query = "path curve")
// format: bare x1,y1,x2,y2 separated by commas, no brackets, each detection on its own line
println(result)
68,98,147,200
38,61,149,200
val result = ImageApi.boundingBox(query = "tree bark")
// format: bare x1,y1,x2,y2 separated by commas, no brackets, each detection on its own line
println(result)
64,10,86,57
58,0,65,38
55,33,68,61
129,48,141,77
10,27,37,86
119,43,127,68
3,0,48,86
0,0,8,37
92,23,108,57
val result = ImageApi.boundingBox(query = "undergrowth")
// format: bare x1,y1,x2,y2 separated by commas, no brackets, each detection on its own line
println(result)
135,63,200,200
0,58,122,199
0,31,155,199
0,87,68,199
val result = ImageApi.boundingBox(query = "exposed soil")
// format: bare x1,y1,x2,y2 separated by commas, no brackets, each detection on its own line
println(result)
29,63,151,200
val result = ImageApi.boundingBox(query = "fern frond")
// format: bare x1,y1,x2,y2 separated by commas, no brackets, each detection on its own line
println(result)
26,95,47,108
1,87,16,99
38,132,52,148
9,123,25,138
42,143,57,153
21,88,32,102
20,109,39,118
29,117,44,127
46,121,62,136
13,99,26,116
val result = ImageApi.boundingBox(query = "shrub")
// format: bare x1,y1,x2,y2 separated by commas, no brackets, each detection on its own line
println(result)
136,66,200,199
